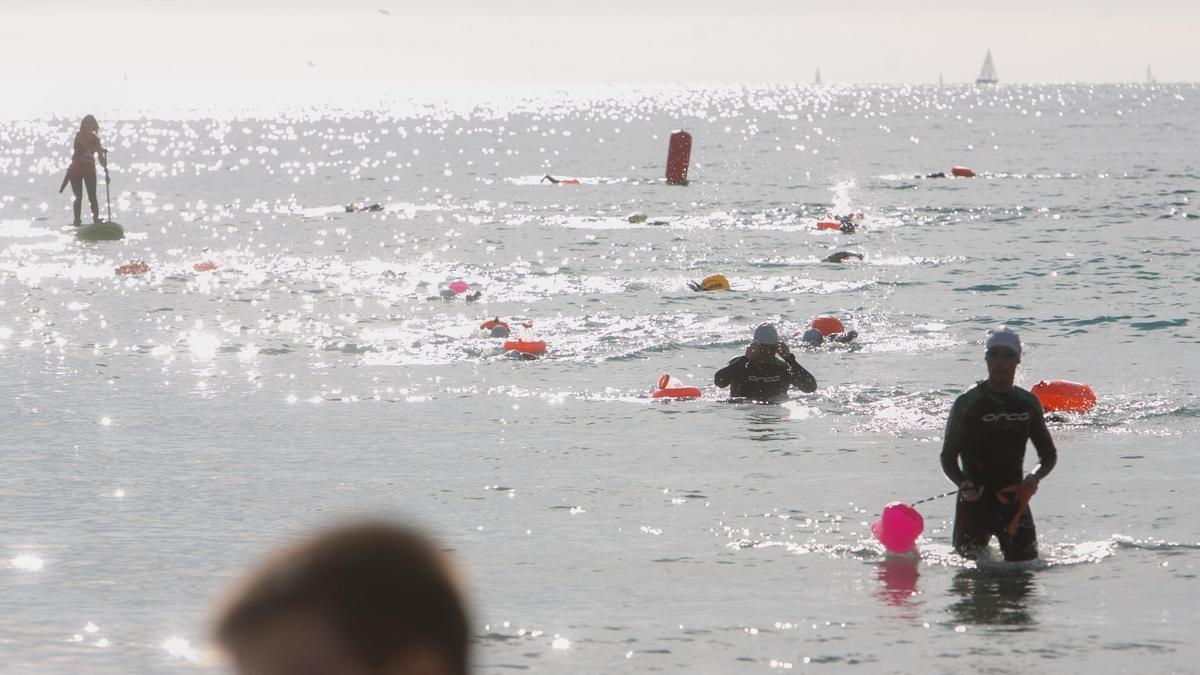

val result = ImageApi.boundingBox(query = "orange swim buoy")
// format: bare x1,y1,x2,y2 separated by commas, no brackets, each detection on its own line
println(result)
951,166,976,178
816,220,841,231
652,372,701,399
115,261,150,276
481,318,509,331
193,260,219,272
504,340,546,355
559,178,580,185
1032,380,1097,413
652,386,702,399
811,315,845,337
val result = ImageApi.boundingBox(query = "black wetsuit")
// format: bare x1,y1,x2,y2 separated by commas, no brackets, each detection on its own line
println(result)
714,353,817,401
940,382,1058,561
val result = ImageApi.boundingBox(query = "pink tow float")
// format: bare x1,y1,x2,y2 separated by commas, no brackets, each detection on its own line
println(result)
871,502,925,554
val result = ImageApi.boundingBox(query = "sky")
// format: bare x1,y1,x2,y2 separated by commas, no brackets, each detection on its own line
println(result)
3,0,1198,113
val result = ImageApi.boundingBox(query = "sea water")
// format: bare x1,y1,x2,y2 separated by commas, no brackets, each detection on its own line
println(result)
1,83,1198,673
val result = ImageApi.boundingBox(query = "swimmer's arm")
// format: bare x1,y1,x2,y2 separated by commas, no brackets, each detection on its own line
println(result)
940,400,968,485
783,353,817,392
1028,405,1057,480
714,357,747,388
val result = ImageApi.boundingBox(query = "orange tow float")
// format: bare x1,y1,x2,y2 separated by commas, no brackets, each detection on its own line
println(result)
951,166,976,178
503,322,546,356
651,373,702,400
1032,380,1097,413
504,339,546,355
811,315,845,337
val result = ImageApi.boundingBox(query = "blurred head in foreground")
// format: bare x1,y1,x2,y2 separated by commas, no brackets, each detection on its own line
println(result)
215,521,469,675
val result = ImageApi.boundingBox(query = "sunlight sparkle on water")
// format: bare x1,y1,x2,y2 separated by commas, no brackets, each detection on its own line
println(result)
187,331,220,359
161,637,200,662
551,636,570,650
12,555,44,571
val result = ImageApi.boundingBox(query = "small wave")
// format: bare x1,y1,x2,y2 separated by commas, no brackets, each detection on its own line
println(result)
1113,535,1200,551
1130,318,1188,330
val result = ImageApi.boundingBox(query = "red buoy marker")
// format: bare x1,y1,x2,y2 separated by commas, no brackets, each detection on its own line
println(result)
666,131,692,186
951,166,976,178
652,372,701,399
811,315,845,337
115,261,150,276
1032,380,1096,413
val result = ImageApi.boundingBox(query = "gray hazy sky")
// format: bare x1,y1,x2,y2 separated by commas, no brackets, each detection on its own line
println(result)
4,0,1197,87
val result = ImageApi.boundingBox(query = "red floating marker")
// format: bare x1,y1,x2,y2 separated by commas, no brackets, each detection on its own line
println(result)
652,372,701,399
504,340,546,355
652,386,702,399
666,131,692,186
816,220,841,230
811,315,845,337
193,260,218,272
951,166,976,178
115,261,150,276
1032,380,1096,413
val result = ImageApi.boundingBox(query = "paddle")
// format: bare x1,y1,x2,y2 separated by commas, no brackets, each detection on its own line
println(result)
102,152,113,223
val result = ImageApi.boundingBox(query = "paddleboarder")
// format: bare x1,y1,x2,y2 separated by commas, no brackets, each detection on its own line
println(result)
60,115,107,226
939,328,1058,561
714,323,817,400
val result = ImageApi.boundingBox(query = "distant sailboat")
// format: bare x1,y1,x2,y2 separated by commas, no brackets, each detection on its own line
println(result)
939,72,944,86
815,68,822,85
976,50,998,85
1146,64,1156,84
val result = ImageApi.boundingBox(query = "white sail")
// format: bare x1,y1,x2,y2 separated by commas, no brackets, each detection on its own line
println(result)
1147,65,1156,84
815,68,822,85
976,50,998,85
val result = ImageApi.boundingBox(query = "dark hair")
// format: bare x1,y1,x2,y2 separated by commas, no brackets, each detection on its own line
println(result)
80,115,98,132
215,521,470,674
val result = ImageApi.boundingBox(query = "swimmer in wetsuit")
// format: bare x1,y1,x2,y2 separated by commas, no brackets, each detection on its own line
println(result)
59,115,107,225
940,328,1058,561
799,327,858,347
714,323,817,401
824,251,864,263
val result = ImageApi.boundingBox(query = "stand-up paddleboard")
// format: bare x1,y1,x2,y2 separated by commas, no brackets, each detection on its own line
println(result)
75,221,125,241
